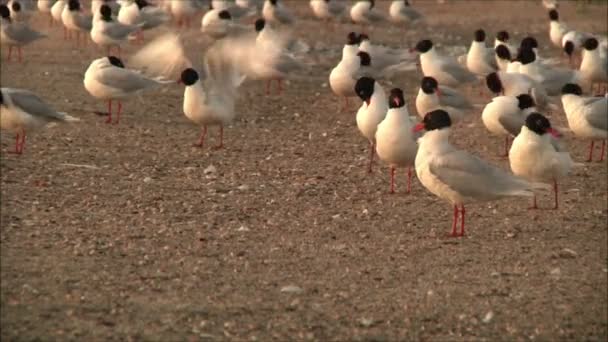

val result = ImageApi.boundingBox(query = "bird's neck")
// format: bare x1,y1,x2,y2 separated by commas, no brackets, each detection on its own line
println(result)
419,129,451,153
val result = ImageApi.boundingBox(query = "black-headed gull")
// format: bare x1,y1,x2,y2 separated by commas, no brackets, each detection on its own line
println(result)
548,9,569,49
37,0,55,26
201,8,244,40
91,4,141,56
415,76,472,123
50,0,66,29
355,76,388,173
414,39,476,88
388,0,422,26
309,0,346,23
262,0,294,26
62,0,93,44
518,47,580,96
329,46,371,112
494,30,517,57
1,87,80,154
486,71,549,109
542,0,558,10
481,94,536,156
169,0,204,28
466,29,498,77
509,112,574,209
579,37,608,92
413,109,549,237
83,56,173,124
0,4,46,62
210,0,256,19
494,45,512,72
350,0,384,26
358,33,416,76
375,88,418,194
117,0,171,42
91,0,119,17
561,83,607,162
8,0,32,22
562,30,593,67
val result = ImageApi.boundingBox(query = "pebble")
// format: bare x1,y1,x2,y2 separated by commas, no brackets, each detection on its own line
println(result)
558,248,578,259
143,177,152,183
482,311,494,324
359,318,374,328
280,285,303,294
204,165,217,175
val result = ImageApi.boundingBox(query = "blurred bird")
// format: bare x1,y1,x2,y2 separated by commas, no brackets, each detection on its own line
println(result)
548,9,569,49
61,0,93,45
494,30,517,57
91,4,142,56
309,0,346,27
0,4,46,62
355,76,388,173
117,0,171,42
350,0,384,27
262,0,294,26
388,0,422,26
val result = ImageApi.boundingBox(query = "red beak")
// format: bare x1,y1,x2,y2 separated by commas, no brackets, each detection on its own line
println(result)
413,123,425,132
547,128,562,138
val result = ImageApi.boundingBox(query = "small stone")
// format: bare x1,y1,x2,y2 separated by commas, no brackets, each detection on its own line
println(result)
280,285,303,294
237,226,250,232
237,185,250,191
143,177,152,183
359,318,374,327
550,267,561,276
490,271,499,277
558,248,578,258
204,165,217,175
482,311,494,324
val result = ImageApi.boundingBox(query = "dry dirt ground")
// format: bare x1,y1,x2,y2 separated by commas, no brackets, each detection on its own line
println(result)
1,1,607,341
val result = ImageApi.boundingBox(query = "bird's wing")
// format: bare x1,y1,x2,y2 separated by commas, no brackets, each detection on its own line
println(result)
438,86,473,109
401,7,422,21
5,23,46,44
497,112,525,136
75,13,93,31
6,88,66,121
274,6,294,24
441,59,476,82
363,9,384,22
584,97,608,131
104,22,140,40
96,67,165,93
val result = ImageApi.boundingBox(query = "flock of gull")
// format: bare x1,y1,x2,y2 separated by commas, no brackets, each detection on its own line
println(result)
1,0,607,237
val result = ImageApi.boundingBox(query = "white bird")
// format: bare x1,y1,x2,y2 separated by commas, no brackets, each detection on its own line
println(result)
481,94,537,156
375,88,418,194
388,0,422,25
466,29,498,77
61,0,93,45
415,76,472,123
413,109,549,237
37,0,55,26
1,87,79,154
262,0,294,26
169,0,203,28
350,0,384,26
486,71,550,109
358,33,416,76
83,56,173,124
355,76,388,173
548,9,569,49
562,29,592,67
201,8,246,40
50,0,66,29
91,0,119,17
117,0,170,42
309,0,345,23
414,39,476,88
210,0,256,19
494,30,517,57
509,112,573,209
330,43,372,113
91,4,141,56
518,47,580,96
579,37,608,93
8,0,32,22
561,83,607,162
0,4,46,62
494,45,513,72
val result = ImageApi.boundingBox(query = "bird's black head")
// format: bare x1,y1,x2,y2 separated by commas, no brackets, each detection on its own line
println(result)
563,41,574,56
561,83,582,96
135,0,149,9
404,0,411,6
0,5,10,19
269,0,278,5
548,9,559,21
218,10,231,20
346,32,360,45
474,29,486,42
496,30,509,42
495,45,511,60
367,0,376,9
388,88,405,109
420,76,438,94
359,33,370,42
181,68,199,86
525,112,552,136
355,77,376,103
486,72,503,94
516,94,535,110
108,56,124,68
583,37,599,50
520,36,538,50
422,110,452,131
0,89,4,105
357,51,371,66
415,39,433,53
517,47,536,65
11,1,21,12
100,4,113,21
254,18,265,32
68,0,81,11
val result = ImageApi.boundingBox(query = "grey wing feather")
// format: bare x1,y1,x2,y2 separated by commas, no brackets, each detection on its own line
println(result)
585,97,608,131
364,9,384,22
498,113,524,136
438,86,473,109
429,150,533,200
75,14,93,31
97,68,162,93
9,89,66,121
105,23,140,40
4,24,46,44
328,1,345,16
274,7,294,24
484,48,498,69
401,7,422,21
442,60,476,83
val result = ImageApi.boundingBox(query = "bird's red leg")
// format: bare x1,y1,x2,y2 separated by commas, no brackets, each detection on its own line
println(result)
552,179,559,210
389,166,396,194
367,141,375,174
528,195,538,210
105,100,113,124
117,45,121,58
587,140,595,162
451,205,458,237
214,125,224,149
194,126,207,147
460,205,466,236
13,133,20,154
407,167,412,194
598,140,606,162
277,79,283,94
113,102,122,124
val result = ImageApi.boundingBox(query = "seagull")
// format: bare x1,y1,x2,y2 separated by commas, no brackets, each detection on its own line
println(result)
375,88,418,194
201,8,246,40
481,94,537,156
1,87,80,154
562,29,592,67
518,47,580,95
560,83,607,162
548,9,569,49
466,29,498,77
358,33,416,76
262,0,294,26
50,0,66,30
414,39,476,88
309,0,346,24
415,76,472,123
8,0,32,22
494,45,513,72
486,71,550,109
91,4,142,56
0,4,46,62
494,30,517,57
350,0,384,26
91,0,120,17
61,0,93,45
509,112,574,209
413,109,549,237
117,0,171,42
169,0,204,28
210,0,256,19
579,37,608,93
83,56,173,124
355,76,388,173
37,0,55,26
329,33,367,112
388,0,423,26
